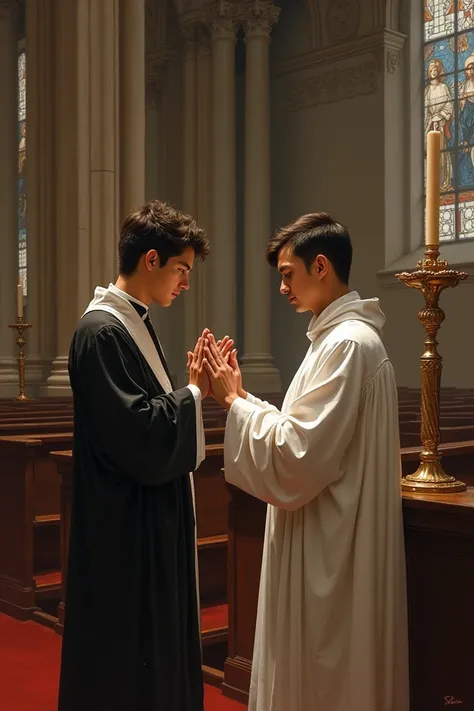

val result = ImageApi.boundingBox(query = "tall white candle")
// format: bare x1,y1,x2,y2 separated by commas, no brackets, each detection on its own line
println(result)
17,275,23,319
426,130,441,247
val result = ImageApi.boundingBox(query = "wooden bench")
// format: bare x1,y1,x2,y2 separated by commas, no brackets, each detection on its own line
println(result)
50,446,228,685
0,433,72,621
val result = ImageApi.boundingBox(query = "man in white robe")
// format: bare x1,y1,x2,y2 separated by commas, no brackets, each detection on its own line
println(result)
204,212,409,711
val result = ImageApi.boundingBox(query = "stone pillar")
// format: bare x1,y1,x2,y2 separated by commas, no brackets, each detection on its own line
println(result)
196,26,212,333
46,0,80,393
240,1,281,393
25,0,56,393
120,0,145,219
181,22,200,355
209,3,239,340
46,0,121,393
88,0,119,290
0,0,20,397
146,55,174,376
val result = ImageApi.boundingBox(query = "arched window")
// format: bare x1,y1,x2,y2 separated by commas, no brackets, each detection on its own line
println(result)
18,45,27,296
424,1,474,241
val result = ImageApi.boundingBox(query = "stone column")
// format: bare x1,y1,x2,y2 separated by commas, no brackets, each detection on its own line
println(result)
0,0,20,397
209,3,239,340
146,56,174,376
46,0,80,392
240,1,281,393
181,22,200,356
196,26,212,332
25,0,56,393
46,0,121,393
120,0,145,219
88,0,120,289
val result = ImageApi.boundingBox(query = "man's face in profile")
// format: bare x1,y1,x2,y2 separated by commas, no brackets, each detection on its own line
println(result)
277,247,327,315
147,246,195,307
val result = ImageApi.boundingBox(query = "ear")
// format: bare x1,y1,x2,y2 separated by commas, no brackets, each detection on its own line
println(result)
144,249,160,271
312,255,328,278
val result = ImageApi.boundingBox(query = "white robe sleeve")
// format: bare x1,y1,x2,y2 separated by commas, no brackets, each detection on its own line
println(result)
245,391,279,411
224,340,365,510
187,384,205,470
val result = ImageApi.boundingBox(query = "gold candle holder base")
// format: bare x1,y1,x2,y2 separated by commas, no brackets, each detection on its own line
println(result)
396,246,468,494
8,317,33,402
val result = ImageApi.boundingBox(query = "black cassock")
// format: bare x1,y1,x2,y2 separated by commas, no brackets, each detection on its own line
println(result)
58,306,203,711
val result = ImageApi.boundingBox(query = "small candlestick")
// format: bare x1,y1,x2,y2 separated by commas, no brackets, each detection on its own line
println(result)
9,317,32,402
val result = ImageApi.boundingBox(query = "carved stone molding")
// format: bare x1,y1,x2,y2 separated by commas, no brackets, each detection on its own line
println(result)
241,0,280,40
285,55,379,111
372,29,405,74
326,0,360,44
387,48,400,73
276,28,406,78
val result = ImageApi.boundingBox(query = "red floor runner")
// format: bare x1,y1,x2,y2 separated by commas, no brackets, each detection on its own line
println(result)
0,613,245,710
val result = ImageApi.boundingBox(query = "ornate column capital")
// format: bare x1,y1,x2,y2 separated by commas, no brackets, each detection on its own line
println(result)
204,1,240,42
242,0,280,40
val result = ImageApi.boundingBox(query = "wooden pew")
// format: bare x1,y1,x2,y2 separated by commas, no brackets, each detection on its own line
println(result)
0,433,72,622
0,420,74,436
50,445,228,684
223,484,474,710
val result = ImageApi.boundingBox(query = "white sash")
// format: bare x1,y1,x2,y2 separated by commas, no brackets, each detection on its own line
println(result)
83,284,172,394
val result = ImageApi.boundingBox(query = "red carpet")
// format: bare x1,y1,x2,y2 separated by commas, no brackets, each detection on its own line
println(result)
0,613,245,710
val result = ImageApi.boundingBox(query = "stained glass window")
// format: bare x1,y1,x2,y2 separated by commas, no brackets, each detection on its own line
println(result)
424,0,474,240
18,47,27,295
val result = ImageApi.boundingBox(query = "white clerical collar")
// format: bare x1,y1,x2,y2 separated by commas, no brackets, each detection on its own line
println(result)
108,283,149,320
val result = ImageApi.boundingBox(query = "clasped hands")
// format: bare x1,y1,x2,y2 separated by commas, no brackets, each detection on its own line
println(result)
187,329,246,410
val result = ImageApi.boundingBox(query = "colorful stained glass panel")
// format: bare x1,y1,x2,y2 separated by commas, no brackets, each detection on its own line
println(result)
424,2,474,240
457,190,474,236
440,195,456,239
424,1,456,42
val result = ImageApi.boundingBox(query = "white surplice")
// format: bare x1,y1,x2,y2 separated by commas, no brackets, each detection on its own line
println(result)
224,291,409,711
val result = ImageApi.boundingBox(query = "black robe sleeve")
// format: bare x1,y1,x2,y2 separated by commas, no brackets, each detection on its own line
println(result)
73,323,198,485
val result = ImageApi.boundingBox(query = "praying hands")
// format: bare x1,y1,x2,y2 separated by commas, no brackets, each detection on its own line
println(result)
187,331,247,408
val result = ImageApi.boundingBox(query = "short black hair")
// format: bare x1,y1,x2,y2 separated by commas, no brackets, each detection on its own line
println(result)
118,200,210,276
266,212,352,285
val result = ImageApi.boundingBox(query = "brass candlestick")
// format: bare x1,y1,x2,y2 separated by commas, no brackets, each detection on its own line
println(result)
396,246,468,492
8,317,33,402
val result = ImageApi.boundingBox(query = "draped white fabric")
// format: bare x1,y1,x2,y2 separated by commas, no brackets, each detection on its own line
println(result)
224,292,409,711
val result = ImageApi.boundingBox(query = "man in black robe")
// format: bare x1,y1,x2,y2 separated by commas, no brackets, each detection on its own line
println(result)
58,200,213,711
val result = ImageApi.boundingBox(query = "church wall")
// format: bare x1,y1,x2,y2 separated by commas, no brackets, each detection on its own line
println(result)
267,0,474,391
378,0,474,390
268,0,386,388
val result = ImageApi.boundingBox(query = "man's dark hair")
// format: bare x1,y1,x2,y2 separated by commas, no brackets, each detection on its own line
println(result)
266,212,352,285
118,200,210,275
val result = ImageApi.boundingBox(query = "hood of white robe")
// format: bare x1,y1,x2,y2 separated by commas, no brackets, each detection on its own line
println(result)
306,291,386,342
